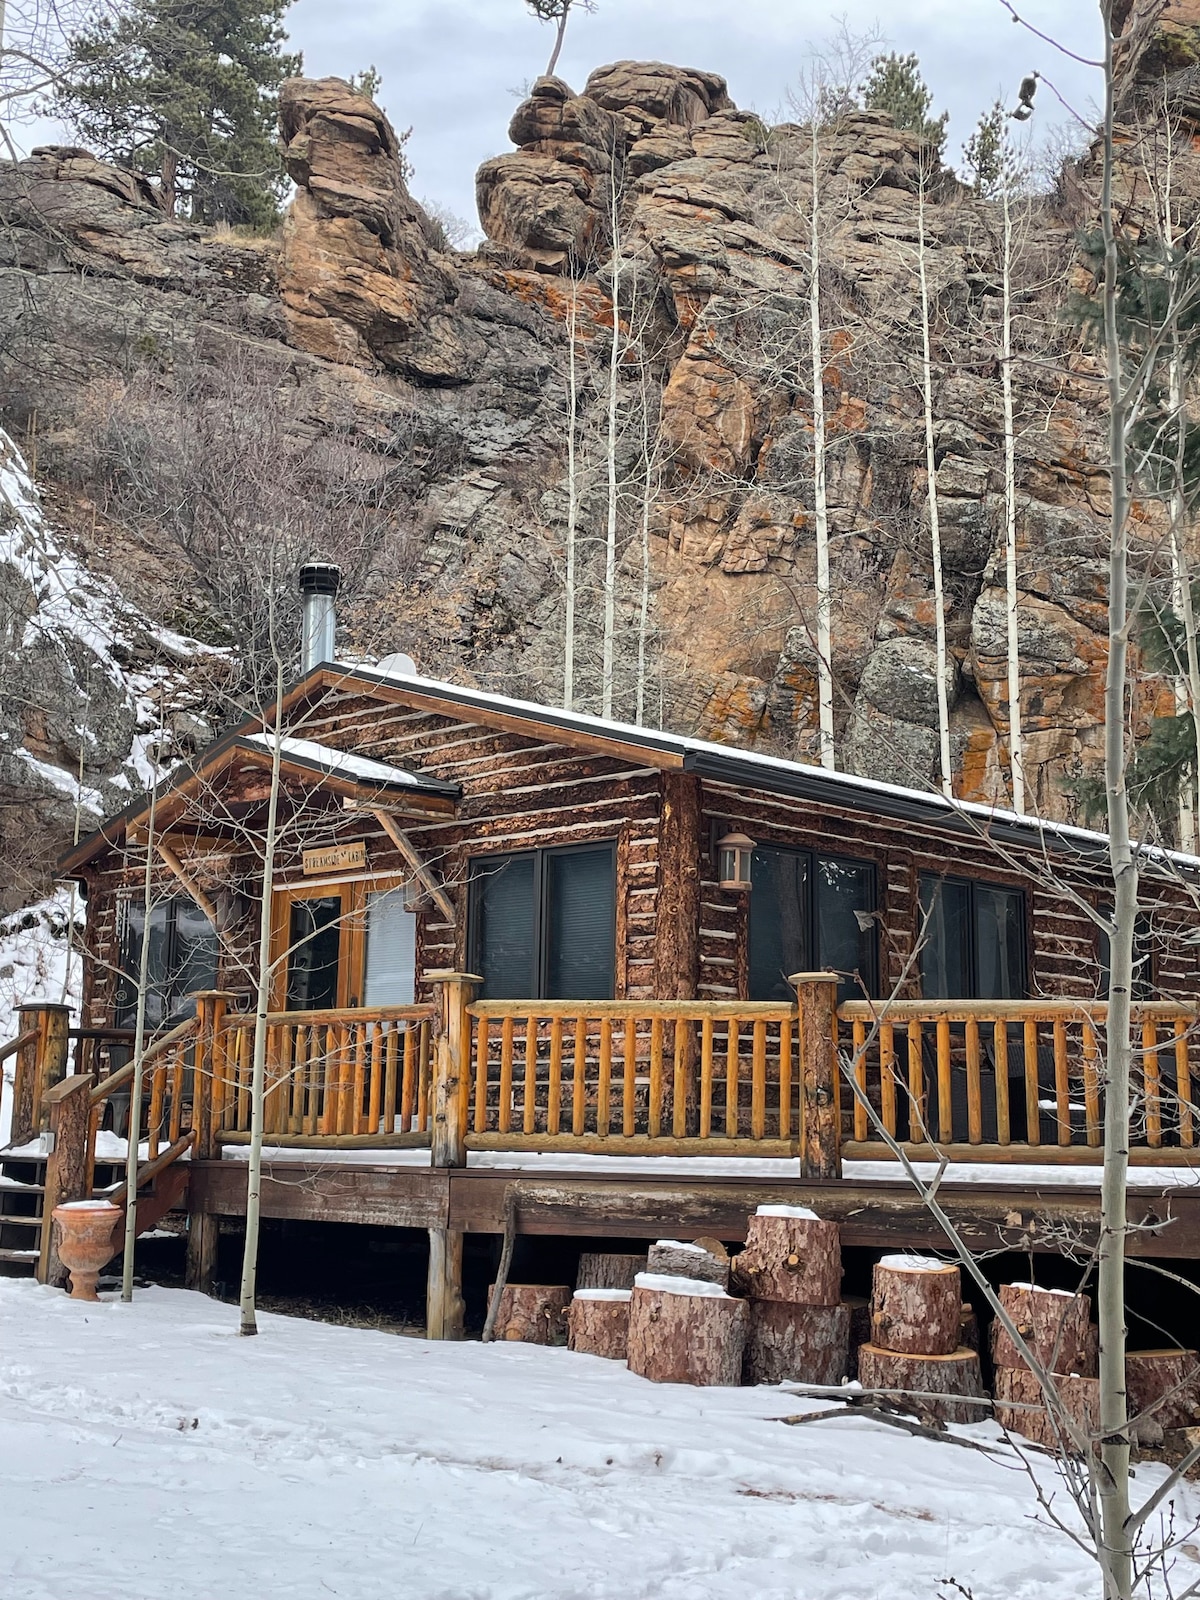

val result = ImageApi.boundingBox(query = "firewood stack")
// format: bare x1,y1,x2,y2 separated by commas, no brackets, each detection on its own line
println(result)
856,1255,985,1425
733,1206,849,1386
625,1237,747,1386
990,1282,1098,1450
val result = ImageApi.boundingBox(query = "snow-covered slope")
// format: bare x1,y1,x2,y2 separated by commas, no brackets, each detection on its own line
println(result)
1,1279,1188,1600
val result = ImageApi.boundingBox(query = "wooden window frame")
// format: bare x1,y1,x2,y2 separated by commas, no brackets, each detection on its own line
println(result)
747,843,879,1001
269,873,407,1011
467,841,618,1000
917,872,1029,1001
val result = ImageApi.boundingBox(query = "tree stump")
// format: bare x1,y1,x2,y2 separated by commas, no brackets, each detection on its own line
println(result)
744,1300,849,1386
486,1283,572,1345
1080,1322,1098,1379
567,1290,632,1360
960,1305,979,1354
576,1252,646,1292
844,1295,870,1380
626,1274,749,1386
646,1238,730,1289
1127,1349,1200,1433
856,1343,986,1426
731,1207,841,1306
870,1255,961,1355
989,1283,1092,1375
993,1366,1099,1452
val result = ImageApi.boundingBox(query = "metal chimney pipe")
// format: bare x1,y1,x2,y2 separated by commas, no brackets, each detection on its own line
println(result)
299,562,341,672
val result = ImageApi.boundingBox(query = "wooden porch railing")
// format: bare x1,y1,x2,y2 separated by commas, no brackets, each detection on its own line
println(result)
214,1006,435,1142
838,999,1200,1162
466,999,802,1154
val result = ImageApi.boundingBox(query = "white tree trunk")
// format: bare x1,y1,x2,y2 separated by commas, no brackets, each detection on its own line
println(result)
237,663,286,1336
564,285,579,711
601,168,622,720
1168,341,1200,852
809,125,835,769
1098,9,1135,1591
120,772,159,1303
636,354,654,726
545,10,569,76
1001,179,1027,814
917,169,953,798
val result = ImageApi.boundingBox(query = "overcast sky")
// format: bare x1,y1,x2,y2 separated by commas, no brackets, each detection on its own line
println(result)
19,0,1102,227
289,0,1101,228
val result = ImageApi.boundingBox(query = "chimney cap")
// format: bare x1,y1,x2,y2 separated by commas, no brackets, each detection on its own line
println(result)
299,562,341,596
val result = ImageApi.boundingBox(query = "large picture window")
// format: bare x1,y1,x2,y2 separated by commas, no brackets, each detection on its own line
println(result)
748,847,877,1003
469,844,616,1001
918,875,1026,999
117,895,219,1028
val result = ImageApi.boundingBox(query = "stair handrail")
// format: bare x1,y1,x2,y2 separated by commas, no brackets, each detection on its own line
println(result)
101,1130,196,1210
0,1027,38,1065
88,1015,200,1108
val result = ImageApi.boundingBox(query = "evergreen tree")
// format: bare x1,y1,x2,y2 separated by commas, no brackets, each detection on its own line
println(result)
860,52,948,159
53,0,301,228
961,100,1012,196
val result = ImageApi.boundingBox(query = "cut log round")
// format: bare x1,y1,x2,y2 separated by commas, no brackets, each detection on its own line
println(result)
960,1305,979,1354
994,1365,1099,1452
732,1208,841,1306
989,1283,1092,1375
575,1252,646,1292
870,1255,961,1356
856,1342,986,1426
844,1295,870,1381
646,1238,730,1289
744,1300,849,1386
567,1290,631,1360
626,1274,749,1386
486,1283,572,1345
1127,1349,1200,1433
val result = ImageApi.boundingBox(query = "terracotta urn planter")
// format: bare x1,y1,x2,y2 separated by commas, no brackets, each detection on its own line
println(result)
52,1201,121,1301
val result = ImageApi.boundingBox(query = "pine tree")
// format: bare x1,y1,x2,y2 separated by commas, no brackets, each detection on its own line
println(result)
860,52,948,158
961,100,1010,196
53,0,301,228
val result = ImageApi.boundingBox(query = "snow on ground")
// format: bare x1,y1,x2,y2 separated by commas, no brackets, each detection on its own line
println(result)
0,1279,1190,1600
0,890,83,1143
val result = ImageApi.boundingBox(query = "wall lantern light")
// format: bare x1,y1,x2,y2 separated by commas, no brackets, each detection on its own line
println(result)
717,831,756,891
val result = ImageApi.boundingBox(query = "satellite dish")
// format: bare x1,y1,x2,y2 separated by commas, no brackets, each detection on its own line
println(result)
378,652,418,678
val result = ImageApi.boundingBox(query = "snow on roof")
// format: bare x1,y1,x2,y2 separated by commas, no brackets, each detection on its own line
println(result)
351,662,1200,873
243,733,431,788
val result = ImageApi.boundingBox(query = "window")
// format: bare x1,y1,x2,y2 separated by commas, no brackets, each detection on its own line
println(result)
918,875,1026,999
286,896,343,1011
1097,913,1155,1001
748,847,877,1003
363,888,417,1007
117,896,219,1028
470,845,616,1000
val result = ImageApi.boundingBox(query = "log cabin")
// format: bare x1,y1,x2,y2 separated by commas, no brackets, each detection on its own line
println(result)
5,569,1200,1331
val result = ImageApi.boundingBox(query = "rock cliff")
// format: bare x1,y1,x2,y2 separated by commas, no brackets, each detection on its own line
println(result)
1,0,1198,887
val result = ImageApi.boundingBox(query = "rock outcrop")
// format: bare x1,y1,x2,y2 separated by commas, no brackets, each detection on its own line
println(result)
0,5,1197,885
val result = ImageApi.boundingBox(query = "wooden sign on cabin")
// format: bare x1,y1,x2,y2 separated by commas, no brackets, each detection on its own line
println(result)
302,840,367,876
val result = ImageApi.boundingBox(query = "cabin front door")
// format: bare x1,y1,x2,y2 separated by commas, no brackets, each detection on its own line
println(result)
270,877,415,1012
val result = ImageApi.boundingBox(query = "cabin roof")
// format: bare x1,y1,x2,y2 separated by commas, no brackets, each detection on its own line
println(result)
60,659,1200,878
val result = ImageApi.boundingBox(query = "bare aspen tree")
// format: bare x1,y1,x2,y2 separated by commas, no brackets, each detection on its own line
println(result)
600,145,623,719
237,655,285,1337
524,0,596,80
563,279,580,711
807,111,836,769
916,154,953,798
1000,173,1028,814
635,341,656,727
1097,5,1136,1586
120,757,159,1303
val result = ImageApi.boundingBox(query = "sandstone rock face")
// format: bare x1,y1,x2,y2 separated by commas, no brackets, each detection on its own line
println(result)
278,77,475,380
0,29,1196,880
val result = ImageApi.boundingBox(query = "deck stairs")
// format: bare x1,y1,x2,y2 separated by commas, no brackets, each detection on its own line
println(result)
0,1142,190,1280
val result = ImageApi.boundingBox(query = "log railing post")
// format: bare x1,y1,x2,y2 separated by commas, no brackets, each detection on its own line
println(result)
12,1002,72,1147
790,972,842,1179
186,991,234,1295
37,1074,96,1287
424,971,479,1340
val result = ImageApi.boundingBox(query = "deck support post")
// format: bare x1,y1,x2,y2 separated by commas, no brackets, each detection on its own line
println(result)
12,1002,72,1147
790,972,842,1179
37,1074,95,1287
425,971,479,1338
186,990,234,1295
654,773,702,1134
